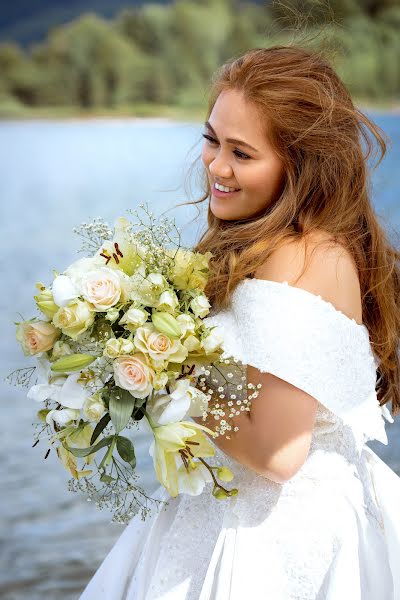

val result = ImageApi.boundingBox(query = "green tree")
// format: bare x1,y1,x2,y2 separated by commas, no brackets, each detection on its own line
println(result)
31,13,150,107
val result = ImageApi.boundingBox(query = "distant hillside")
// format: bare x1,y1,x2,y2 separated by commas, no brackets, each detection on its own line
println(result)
0,0,271,48
0,0,170,47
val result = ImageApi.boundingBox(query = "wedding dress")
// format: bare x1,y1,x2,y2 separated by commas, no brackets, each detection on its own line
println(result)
79,277,400,600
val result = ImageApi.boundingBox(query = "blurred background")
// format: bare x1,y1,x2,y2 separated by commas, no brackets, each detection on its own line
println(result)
0,0,399,598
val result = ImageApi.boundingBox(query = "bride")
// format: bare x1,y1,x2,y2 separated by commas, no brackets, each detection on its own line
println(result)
79,45,400,599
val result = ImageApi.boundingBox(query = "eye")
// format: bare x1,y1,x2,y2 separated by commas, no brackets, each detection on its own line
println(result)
201,133,251,160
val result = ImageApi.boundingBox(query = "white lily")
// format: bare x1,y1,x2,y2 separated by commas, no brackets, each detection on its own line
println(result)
147,419,216,497
57,371,93,409
27,356,102,410
176,460,213,496
146,378,209,426
27,356,66,403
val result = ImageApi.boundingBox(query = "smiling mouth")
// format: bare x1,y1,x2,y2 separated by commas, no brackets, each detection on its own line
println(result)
212,185,241,195
213,183,240,191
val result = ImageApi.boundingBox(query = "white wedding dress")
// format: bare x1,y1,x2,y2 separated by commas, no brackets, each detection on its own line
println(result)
79,278,400,600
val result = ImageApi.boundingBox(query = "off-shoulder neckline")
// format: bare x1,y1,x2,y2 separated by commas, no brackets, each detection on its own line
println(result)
238,277,368,331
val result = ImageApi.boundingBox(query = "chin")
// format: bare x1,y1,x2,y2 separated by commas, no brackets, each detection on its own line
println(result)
210,198,246,221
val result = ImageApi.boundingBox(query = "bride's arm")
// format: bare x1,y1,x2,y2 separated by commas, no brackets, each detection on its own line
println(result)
193,233,362,484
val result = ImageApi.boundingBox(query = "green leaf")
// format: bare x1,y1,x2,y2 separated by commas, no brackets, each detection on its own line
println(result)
100,473,116,483
116,435,136,468
99,436,116,469
64,434,114,458
109,387,136,434
90,412,111,445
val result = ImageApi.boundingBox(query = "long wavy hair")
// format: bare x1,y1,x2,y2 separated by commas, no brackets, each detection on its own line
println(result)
176,45,400,416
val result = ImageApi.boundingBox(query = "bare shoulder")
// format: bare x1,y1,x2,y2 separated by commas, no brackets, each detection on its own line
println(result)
253,229,363,324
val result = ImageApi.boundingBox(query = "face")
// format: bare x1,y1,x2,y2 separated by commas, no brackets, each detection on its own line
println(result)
201,89,286,221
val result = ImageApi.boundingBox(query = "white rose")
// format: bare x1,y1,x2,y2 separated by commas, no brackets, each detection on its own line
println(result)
104,338,121,358
119,306,148,331
201,326,224,354
183,334,201,352
83,392,106,422
176,313,196,336
156,289,179,312
103,337,135,358
120,338,134,354
189,293,211,318
105,307,120,323
52,275,80,307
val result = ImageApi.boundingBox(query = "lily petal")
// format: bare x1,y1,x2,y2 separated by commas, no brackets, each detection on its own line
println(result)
58,372,90,409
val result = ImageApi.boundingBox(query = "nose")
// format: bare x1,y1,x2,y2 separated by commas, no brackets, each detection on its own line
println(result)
208,153,233,179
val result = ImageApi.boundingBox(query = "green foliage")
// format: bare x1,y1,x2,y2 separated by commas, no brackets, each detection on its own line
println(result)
116,435,136,468
109,387,136,434
65,433,114,457
0,0,399,114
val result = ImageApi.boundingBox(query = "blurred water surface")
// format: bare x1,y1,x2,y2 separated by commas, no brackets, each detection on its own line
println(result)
1,113,399,599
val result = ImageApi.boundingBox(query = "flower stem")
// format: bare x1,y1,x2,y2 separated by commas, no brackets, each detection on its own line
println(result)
143,409,156,430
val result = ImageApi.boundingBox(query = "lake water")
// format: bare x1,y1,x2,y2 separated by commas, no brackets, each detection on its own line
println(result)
1,113,399,599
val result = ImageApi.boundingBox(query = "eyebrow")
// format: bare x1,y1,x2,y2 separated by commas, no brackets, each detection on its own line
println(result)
204,121,260,154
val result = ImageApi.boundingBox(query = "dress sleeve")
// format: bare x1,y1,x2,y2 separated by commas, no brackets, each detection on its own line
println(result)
203,278,389,445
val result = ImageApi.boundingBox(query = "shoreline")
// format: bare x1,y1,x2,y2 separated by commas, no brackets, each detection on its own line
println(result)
0,100,399,122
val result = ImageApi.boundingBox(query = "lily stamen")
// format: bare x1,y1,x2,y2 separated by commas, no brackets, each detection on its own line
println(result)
114,242,123,257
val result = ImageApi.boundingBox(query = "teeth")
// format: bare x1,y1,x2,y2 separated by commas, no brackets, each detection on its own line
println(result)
215,182,238,193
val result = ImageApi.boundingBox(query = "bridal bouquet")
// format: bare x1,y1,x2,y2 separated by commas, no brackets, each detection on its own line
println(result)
7,204,259,523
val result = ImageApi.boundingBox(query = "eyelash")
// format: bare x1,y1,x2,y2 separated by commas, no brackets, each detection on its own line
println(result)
202,133,251,160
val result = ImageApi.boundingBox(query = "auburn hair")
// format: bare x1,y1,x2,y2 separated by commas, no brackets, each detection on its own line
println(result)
176,45,400,416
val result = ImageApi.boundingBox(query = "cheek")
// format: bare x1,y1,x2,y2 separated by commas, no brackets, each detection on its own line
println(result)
201,146,212,168
252,160,285,193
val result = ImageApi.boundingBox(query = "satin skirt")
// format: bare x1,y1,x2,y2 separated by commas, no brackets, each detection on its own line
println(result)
78,446,399,600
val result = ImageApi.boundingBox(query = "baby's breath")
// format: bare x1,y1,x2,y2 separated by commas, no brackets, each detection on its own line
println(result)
73,216,113,254
67,455,168,524
198,356,263,438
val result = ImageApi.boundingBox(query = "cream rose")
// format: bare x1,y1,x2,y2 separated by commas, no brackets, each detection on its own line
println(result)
16,321,61,356
81,267,122,311
52,299,95,341
134,324,188,368
113,353,154,399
